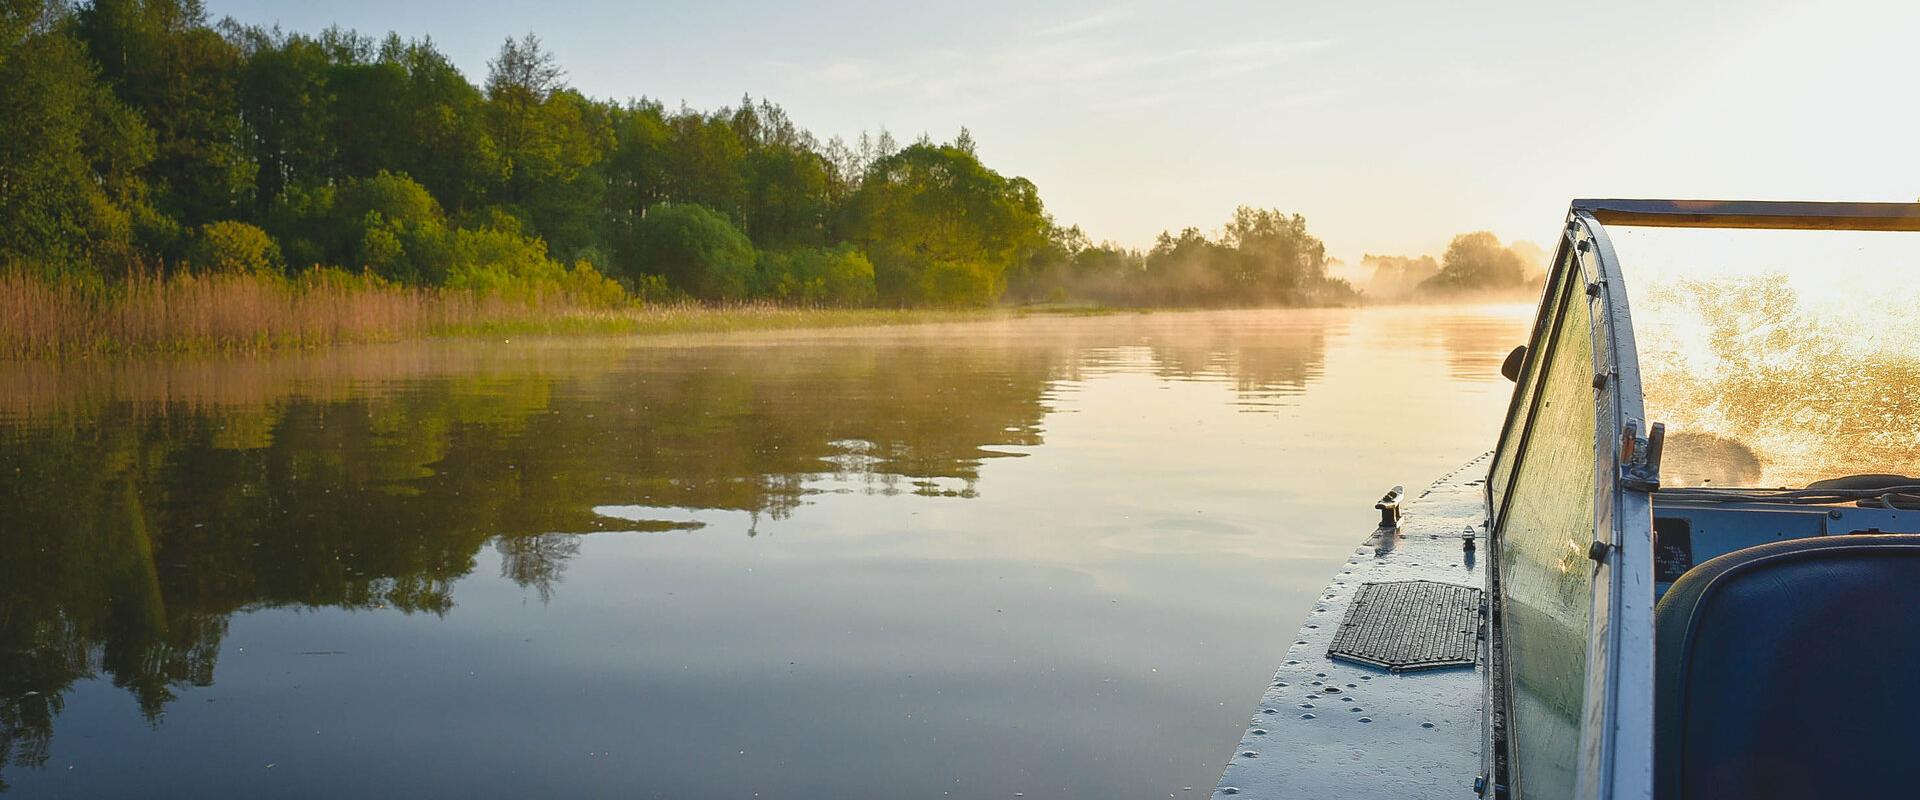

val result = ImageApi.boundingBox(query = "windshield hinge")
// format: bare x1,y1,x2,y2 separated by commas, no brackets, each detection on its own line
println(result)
1617,419,1665,492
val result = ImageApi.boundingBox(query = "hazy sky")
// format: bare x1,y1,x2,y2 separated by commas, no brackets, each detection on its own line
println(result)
204,0,1920,268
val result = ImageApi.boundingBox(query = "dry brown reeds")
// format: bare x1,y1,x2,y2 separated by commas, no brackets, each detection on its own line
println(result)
0,270,986,359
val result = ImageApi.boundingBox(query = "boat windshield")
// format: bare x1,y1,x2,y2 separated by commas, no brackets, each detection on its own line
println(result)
1610,226,1920,489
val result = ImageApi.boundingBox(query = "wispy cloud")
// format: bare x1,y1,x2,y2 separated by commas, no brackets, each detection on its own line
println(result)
790,57,918,92
773,15,1337,120
1038,4,1143,37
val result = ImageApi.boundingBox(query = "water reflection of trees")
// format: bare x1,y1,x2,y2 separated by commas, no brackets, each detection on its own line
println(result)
0,317,1340,785
0,342,1066,786
1130,316,1334,408
1367,307,1530,384
1433,315,1531,383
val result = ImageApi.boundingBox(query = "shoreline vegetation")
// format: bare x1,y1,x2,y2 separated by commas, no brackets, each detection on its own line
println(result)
3,1,1542,360
0,270,1008,359
0,264,1537,360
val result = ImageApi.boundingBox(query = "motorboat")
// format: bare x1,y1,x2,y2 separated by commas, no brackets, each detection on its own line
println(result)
1214,199,1920,799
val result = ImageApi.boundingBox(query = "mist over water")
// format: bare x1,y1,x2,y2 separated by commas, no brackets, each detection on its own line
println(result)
0,306,1529,798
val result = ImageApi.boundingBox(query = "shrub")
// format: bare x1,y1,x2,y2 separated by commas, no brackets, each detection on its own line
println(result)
261,183,333,269
340,171,444,230
916,259,1001,308
445,226,564,296
758,244,876,306
632,202,756,300
187,221,284,274
629,274,676,303
558,259,627,307
338,173,452,284
444,226,627,306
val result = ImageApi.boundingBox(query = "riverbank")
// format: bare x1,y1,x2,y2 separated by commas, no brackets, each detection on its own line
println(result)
0,271,995,359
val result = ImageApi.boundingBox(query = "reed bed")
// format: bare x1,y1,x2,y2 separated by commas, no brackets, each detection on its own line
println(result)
0,271,985,359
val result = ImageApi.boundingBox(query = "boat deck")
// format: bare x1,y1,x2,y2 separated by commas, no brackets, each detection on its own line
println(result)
1214,455,1490,798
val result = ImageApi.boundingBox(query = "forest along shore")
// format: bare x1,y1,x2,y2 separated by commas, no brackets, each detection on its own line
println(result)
3,2,1542,359
5,8,1360,319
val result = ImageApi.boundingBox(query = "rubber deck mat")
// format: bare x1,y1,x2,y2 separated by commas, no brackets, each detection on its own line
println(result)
1327,580,1482,672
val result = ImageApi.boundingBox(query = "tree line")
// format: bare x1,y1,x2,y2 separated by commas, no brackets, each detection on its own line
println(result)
0,0,1357,308
1359,231,1547,301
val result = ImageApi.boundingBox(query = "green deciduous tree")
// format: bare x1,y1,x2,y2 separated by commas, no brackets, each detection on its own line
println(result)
76,0,254,234
663,109,749,224
319,31,505,212
0,5,154,274
631,202,756,300
231,27,332,213
841,142,1049,307
483,34,607,262
1422,231,1528,292
604,100,672,279
743,143,831,249
1221,206,1329,292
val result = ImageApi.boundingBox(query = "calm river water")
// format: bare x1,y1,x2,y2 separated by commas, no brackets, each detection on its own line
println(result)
0,305,1529,798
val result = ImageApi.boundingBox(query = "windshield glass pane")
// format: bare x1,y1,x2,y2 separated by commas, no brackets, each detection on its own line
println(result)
1611,226,1920,488
1489,247,1568,513
1500,273,1596,799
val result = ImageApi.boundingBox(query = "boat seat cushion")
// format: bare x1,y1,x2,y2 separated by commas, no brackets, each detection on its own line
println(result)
1654,534,1920,799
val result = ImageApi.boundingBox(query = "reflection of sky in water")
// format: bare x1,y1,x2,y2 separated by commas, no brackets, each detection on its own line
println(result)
1613,227,1920,487
0,306,1528,798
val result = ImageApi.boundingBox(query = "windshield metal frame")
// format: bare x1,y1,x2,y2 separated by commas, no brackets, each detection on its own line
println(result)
1573,199,1920,232
1572,211,1655,800
1485,207,1657,800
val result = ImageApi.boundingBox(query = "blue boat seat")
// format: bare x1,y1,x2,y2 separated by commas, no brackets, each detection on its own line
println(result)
1654,534,1920,799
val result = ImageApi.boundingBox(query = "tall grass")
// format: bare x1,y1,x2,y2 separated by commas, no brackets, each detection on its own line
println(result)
0,270,991,359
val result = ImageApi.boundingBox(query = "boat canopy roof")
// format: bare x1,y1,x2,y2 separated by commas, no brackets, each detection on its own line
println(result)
1579,200,1920,489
